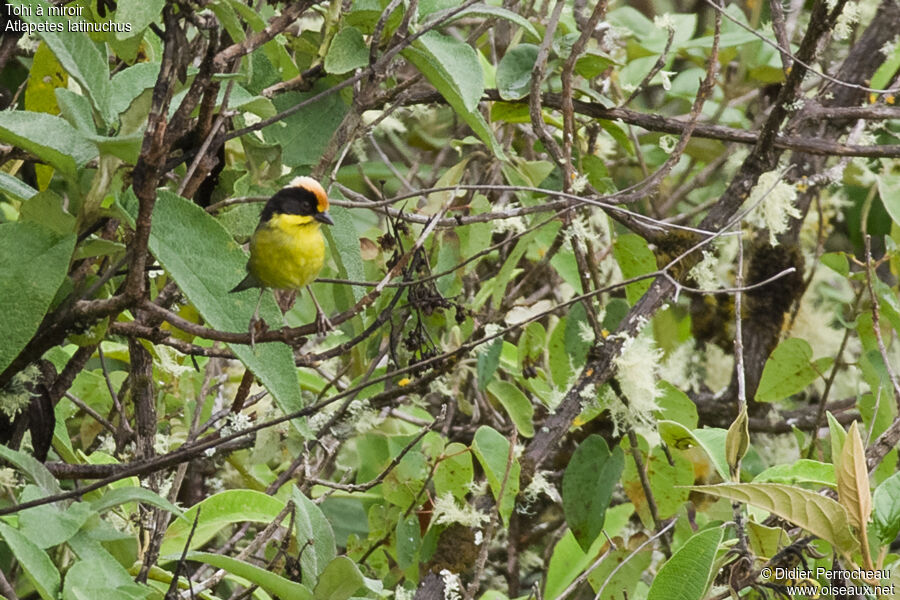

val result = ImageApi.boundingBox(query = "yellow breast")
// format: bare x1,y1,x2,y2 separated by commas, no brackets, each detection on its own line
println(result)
247,213,326,290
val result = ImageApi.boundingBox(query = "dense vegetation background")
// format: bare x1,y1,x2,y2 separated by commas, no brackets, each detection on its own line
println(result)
0,0,899,598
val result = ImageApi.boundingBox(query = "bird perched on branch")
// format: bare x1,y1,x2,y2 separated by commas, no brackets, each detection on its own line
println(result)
230,176,334,346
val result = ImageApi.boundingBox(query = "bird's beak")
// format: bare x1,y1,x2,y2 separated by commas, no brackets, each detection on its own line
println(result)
315,211,334,226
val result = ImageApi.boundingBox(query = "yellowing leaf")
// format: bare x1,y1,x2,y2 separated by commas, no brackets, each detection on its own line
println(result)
836,421,872,531
25,42,66,116
725,408,749,481
691,483,858,554
836,422,874,570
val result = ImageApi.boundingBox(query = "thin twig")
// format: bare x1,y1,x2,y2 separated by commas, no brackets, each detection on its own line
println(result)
64,392,117,435
593,521,676,600
701,0,898,94
465,429,518,600
626,428,671,558
863,236,900,409
308,407,444,492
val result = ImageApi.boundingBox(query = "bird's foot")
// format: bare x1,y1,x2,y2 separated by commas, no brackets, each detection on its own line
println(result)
249,317,269,350
314,310,333,337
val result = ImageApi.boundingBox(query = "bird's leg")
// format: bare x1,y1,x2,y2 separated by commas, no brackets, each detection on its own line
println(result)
249,288,265,350
306,285,333,336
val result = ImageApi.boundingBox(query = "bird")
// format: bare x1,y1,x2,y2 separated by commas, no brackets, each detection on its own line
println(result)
230,176,335,346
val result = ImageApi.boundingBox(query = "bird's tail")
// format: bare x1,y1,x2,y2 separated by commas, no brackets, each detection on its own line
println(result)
229,273,258,293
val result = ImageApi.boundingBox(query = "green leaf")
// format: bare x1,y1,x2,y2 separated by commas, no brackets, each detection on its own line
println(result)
0,522,60,600
109,62,161,118
0,171,38,202
322,202,365,307
20,190,75,235
208,0,245,42
406,31,482,112
545,530,590,600
518,321,546,366
0,111,96,178
382,437,429,507
646,527,723,600
227,0,265,31
121,190,309,438
564,302,591,367
62,560,149,600
691,483,858,554
89,485,185,519
490,229,538,309
168,551,312,600
313,556,365,600
55,88,95,134
623,444,692,527
18,486,93,548
318,496,368,547
655,381,698,428
114,0,164,37
0,445,62,495
546,529,625,600
755,338,828,403
425,156,471,213
439,4,539,39
325,27,369,74
548,316,573,390
91,133,143,165
434,442,474,501
562,435,624,551
872,471,900,546
65,530,146,597
496,44,539,100
658,421,729,481
820,252,849,277
264,83,349,167
471,426,520,527
487,380,535,437
746,521,788,559
161,489,286,555
827,411,846,468
753,460,837,488
402,32,504,158
477,338,503,390
292,486,337,586
575,52,618,79
612,234,656,304
877,171,900,227
586,534,653,599
395,514,422,569
871,35,900,91
0,223,75,376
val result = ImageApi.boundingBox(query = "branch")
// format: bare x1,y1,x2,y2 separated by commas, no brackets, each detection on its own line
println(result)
399,90,900,158
213,2,313,68
520,0,854,479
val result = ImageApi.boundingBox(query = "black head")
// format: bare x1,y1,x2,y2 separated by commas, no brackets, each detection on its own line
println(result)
259,177,331,224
